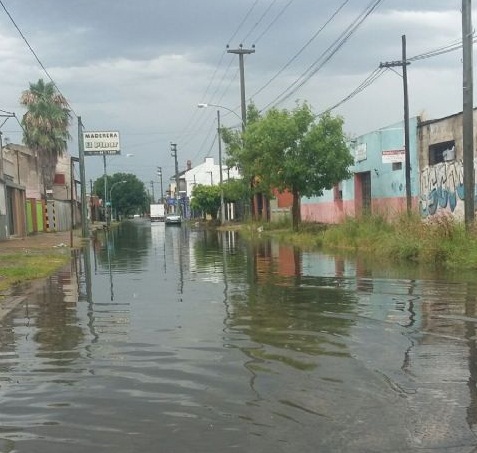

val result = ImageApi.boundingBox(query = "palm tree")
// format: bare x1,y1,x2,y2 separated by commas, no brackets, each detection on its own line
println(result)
20,79,71,195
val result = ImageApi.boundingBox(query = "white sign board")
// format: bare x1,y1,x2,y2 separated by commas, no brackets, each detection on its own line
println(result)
382,149,405,164
83,131,120,156
354,143,367,162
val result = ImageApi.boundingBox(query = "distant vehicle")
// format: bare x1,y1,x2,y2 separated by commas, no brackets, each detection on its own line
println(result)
150,204,165,222
165,213,181,225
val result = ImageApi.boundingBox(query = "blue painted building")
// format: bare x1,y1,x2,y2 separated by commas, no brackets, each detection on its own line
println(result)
301,117,420,223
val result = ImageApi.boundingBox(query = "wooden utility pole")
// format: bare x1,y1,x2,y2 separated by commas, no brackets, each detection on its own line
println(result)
380,35,411,213
462,0,474,227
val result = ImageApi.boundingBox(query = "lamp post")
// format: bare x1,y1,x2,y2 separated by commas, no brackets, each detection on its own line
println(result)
109,180,126,223
198,103,245,224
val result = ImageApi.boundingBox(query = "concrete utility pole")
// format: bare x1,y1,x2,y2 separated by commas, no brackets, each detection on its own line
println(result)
157,166,164,203
217,110,226,224
462,0,474,227
171,143,180,214
150,181,155,202
78,116,88,237
380,35,411,214
227,45,255,131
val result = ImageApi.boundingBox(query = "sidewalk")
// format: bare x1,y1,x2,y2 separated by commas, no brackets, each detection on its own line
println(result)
0,230,87,255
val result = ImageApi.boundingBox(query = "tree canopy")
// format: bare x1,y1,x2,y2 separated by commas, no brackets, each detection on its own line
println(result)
93,173,148,219
190,184,221,220
222,102,353,229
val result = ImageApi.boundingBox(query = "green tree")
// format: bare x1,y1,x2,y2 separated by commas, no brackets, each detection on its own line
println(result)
190,184,221,220
20,79,71,192
93,173,148,219
224,102,353,230
222,178,250,204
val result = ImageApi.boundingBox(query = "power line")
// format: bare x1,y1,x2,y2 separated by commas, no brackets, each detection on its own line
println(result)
176,0,263,151
262,0,384,111
0,0,79,119
318,33,470,116
409,35,477,62
241,0,277,44
318,67,388,115
250,0,350,100
252,0,295,44
227,0,260,45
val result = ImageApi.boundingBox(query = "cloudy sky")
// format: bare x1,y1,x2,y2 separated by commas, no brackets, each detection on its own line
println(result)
0,0,470,188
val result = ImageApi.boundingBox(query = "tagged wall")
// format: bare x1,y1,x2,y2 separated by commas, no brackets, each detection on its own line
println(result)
419,159,476,219
418,110,477,220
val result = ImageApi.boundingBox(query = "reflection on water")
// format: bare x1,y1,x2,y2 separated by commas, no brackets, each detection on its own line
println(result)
0,218,477,451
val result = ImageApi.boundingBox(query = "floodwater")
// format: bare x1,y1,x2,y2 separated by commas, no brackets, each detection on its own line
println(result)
1,219,477,452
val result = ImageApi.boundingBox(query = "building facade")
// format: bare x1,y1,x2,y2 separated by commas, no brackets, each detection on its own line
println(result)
417,110,477,220
0,143,79,239
301,117,420,224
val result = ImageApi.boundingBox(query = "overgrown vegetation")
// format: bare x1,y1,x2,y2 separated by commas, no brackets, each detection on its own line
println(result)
255,214,477,270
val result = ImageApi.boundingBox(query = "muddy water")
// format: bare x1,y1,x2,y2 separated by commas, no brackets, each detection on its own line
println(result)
0,219,476,452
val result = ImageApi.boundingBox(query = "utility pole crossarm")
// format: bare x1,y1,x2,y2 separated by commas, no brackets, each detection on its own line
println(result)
379,60,410,69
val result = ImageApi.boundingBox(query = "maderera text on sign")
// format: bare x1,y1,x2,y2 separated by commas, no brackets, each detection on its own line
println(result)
83,130,121,156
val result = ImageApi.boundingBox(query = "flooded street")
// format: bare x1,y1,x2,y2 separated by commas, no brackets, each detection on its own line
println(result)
1,219,477,452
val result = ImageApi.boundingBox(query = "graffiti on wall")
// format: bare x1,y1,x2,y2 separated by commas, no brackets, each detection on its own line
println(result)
419,160,466,217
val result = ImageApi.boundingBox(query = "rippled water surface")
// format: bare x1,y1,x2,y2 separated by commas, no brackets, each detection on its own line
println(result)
1,219,477,452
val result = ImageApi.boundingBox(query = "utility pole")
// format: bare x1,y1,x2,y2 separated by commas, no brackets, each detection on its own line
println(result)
150,181,155,202
103,153,109,226
217,110,225,224
78,116,88,237
227,44,255,132
157,166,164,203
228,44,255,219
171,143,180,215
380,35,411,214
462,0,474,227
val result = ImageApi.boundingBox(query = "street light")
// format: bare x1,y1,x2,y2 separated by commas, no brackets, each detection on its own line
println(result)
197,103,244,129
198,103,246,225
109,180,127,223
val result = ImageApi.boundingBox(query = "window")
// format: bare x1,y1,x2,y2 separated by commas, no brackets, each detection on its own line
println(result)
54,173,66,184
392,162,402,171
429,140,455,165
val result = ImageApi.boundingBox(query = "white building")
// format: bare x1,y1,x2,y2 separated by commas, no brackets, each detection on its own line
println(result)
184,157,240,199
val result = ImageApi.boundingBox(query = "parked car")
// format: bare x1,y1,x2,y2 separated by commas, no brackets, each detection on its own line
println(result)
165,214,182,225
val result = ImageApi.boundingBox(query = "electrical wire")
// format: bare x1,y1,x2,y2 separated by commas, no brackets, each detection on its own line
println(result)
408,35,477,62
318,67,388,115
252,0,294,45
262,0,384,111
0,0,79,120
175,0,263,154
316,33,473,117
250,0,350,100
241,0,277,44
227,0,260,46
